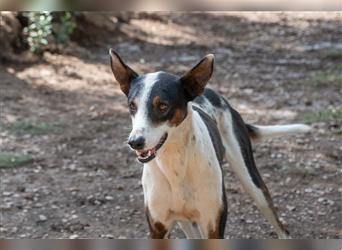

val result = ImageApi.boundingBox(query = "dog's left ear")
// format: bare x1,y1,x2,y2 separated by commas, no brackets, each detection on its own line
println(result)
109,48,138,96
180,54,214,100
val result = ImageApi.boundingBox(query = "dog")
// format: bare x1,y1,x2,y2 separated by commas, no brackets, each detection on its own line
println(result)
109,49,311,239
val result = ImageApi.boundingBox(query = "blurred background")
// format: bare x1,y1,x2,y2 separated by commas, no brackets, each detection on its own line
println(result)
1,0,341,10
0,12,341,239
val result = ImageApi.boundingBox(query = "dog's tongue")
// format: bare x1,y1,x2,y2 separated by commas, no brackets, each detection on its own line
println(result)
136,148,155,159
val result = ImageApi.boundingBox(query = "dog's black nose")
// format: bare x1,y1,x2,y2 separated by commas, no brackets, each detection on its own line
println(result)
128,136,145,150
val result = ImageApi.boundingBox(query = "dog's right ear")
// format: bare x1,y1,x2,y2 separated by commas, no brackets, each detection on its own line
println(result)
109,49,138,96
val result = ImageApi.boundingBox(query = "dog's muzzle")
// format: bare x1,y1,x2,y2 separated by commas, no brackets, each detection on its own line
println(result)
135,133,168,163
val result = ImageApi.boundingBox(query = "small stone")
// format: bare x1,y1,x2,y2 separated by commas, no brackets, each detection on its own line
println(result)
105,234,114,239
318,197,325,203
38,215,47,222
105,196,114,201
304,188,313,193
286,205,296,211
327,200,335,206
1,203,13,210
246,219,253,224
69,234,78,239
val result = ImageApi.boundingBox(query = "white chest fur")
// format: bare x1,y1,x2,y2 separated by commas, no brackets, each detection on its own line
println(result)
142,106,223,227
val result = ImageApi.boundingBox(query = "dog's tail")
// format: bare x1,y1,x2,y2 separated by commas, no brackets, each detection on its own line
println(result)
246,123,311,141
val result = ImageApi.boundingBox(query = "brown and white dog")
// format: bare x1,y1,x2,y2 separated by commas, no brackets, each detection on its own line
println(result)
109,49,310,239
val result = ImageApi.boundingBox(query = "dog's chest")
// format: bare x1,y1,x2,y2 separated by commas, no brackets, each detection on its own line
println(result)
143,156,221,220
142,131,223,222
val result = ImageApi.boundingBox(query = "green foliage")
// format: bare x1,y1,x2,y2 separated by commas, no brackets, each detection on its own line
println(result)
56,12,76,43
4,120,62,136
283,165,316,177
0,153,33,168
23,12,53,53
322,48,342,60
307,63,342,88
23,11,76,53
303,107,342,124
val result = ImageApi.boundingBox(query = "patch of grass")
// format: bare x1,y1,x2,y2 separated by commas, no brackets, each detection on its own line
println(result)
307,63,342,88
303,107,342,124
4,120,62,136
0,153,33,168
310,72,342,88
282,165,316,177
322,48,342,60
332,126,342,135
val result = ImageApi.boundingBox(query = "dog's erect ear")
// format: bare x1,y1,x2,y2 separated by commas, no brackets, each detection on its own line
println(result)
109,48,138,96
180,54,214,100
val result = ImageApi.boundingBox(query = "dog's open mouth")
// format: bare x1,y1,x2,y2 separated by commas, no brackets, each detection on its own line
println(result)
135,133,168,163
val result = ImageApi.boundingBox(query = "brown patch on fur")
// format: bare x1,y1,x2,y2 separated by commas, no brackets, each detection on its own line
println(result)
145,207,168,239
167,207,200,221
208,227,220,239
245,124,260,140
208,209,222,239
208,207,226,239
170,108,186,126
183,208,200,220
152,95,161,108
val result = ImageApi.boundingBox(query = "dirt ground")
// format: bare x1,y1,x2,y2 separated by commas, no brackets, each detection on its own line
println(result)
0,12,341,239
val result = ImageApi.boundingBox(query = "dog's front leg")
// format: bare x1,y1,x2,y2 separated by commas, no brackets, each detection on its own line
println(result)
142,163,173,238
145,207,172,239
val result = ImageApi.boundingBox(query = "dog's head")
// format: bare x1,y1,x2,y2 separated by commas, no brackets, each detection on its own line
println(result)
109,49,214,163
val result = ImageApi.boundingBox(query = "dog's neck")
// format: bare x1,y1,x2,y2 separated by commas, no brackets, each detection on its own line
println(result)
161,103,194,153
155,103,196,179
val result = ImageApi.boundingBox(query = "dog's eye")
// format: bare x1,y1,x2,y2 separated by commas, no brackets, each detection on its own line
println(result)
129,102,137,113
159,103,169,113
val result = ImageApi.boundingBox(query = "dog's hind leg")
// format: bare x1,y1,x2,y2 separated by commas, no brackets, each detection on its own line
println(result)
218,109,290,238
178,221,203,239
